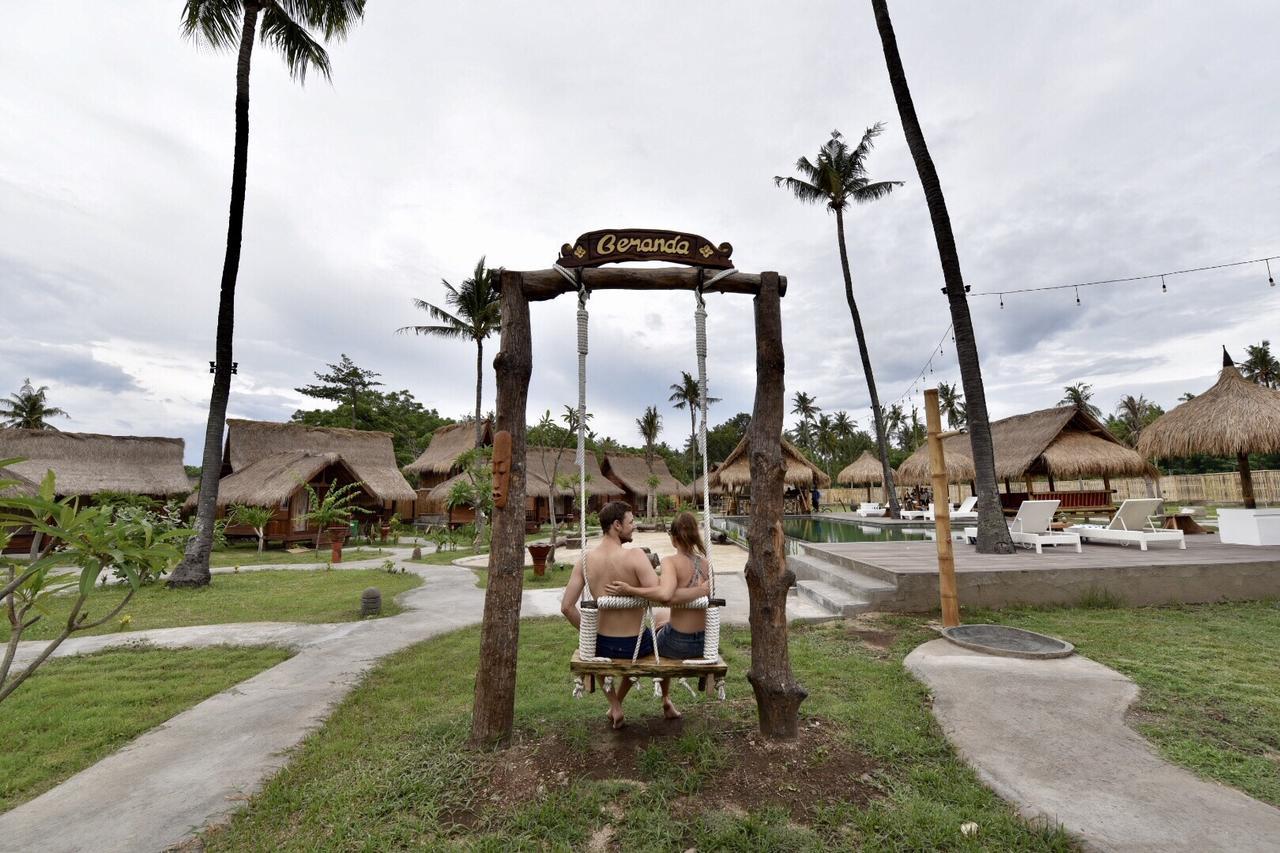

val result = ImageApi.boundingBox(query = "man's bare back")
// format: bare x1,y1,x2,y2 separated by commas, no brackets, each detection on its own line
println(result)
584,546,650,636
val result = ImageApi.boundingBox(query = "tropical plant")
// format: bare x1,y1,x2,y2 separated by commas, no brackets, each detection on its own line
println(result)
1059,382,1101,417
172,0,367,589
1,466,189,703
0,379,69,430
775,126,903,517
1239,340,1280,388
636,405,662,518
398,257,501,448
937,382,967,429
294,354,383,430
884,403,905,449
668,370,719,475
1108,395,1162,448
228,504,275,554
448,447,494,549
871,0,1012,553
301,481,370,550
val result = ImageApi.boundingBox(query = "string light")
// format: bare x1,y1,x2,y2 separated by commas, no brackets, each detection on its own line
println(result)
1161,274,1167,294
973,253,1278,300
1074,286,1081,306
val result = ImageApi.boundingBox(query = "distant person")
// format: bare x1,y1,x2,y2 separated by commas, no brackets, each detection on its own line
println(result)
811,486,821,513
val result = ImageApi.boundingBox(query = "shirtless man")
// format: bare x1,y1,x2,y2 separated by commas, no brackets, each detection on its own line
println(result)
561,501,675,728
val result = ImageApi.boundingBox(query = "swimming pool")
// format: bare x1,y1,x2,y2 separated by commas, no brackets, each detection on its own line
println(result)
718,515,937,550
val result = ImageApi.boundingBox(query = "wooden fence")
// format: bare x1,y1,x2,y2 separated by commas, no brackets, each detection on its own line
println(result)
824,469,1280,508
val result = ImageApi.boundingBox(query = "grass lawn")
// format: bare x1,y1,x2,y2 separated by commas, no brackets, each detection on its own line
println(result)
0,645,290,812
208,545,396,567
203,617,1073,851
980,599,1280,807
3,570,422,642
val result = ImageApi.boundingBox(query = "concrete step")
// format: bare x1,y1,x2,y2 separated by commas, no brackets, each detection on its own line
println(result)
787,553,897,601
795,544,902,585
795,579,874,617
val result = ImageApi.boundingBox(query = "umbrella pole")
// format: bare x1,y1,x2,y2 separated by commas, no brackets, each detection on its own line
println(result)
1238,452,1257,509
925,389,960,628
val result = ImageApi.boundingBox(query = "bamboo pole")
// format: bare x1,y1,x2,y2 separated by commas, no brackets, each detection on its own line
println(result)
925,389,960,627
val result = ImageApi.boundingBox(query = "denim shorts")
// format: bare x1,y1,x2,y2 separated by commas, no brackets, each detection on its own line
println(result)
656,624,706,659
596,631,654,660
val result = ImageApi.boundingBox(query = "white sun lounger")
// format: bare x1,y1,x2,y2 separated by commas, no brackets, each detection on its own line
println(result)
900,503,931,521
964,499,1081,554
1067,498,1186,551
856,502,884,518
928,496,978,522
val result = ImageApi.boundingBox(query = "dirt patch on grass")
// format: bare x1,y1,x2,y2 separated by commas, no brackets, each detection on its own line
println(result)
841,614,901,653
457,714,879,828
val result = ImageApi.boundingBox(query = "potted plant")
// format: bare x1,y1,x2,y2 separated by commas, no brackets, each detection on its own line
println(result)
302,480,370,563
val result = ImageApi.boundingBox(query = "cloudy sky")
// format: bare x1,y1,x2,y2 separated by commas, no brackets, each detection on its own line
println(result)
3,1,1277,464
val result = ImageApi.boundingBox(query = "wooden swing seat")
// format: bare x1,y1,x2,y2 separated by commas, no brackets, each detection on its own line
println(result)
570,650,727,695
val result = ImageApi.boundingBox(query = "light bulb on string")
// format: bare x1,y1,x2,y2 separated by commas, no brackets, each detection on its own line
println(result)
1161,275,1167,293
1075,286,1081,306
999,294,1004,309
1268,259,1275,287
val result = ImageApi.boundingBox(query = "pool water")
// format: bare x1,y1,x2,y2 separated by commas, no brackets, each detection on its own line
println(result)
719,515,937,549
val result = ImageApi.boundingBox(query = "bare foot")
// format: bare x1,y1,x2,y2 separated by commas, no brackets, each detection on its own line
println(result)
662,698,682,720
608,707,626,729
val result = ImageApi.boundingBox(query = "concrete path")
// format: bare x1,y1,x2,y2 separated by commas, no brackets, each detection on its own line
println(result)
0,549,819,852
906,639,1280,852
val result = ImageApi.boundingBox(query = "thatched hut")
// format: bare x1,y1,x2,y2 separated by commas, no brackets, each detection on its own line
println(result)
1138,350,1280,509
523,446,624,525
836,450,889,501
600,453,687,514
193,420,416,543
0,429,190,499
0,466,40,499
713,434,831,490
403,420,492,519
896,406,1154,512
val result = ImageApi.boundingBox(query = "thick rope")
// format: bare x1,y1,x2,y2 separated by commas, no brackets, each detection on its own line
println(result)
576,290,588,572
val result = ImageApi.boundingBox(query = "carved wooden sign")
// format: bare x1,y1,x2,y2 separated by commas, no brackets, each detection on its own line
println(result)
558,229,733,270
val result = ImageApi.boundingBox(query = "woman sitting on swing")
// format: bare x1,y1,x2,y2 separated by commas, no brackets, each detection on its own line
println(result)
605,510,713,663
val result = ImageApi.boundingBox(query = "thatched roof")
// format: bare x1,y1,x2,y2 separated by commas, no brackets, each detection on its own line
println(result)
713,435,831,489
837,450,886,485
1138,354,1280,459
601,453,687,498
0,466,39,498
896,406,1154,484
403,420,492,476
225,420,416,502
0,430,190,497
524,446,624,499
195,452,371,510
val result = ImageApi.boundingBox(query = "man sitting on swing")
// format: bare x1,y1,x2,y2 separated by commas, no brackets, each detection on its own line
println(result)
561,503,710,727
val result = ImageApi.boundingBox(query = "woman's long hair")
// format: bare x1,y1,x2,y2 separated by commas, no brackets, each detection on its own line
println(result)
668,511,706,556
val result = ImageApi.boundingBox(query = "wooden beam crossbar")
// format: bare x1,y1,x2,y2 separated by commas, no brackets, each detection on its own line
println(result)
515,267,788,301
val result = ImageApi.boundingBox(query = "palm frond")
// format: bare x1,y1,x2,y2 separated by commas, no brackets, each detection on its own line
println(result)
275,0,365,40
395,324,471,339
181,0,244,51
260,2,331,82
850,123,887,165
850,180,904,204
774,176,828,206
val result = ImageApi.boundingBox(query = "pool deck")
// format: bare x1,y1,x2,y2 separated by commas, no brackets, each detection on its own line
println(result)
796,534,1280,611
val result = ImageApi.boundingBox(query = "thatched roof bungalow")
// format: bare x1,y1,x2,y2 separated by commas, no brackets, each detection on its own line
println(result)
404,421,492,484
1138,350,1280,508
896,406,1153,487
0,429,190,499
192,420,416,542
600,453,687,512
0,466,39,499
713,435,831,489
837,450,891,501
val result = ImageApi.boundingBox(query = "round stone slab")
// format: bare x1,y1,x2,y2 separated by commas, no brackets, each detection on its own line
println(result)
941,624,1075,659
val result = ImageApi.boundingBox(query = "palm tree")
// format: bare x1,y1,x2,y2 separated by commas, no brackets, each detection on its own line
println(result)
399,257,502,447
775,126,903,518
883,403,905,450
1240,340,1280,388
636,405,662,518
871,0,1012,553
170,0,366,589
1112,394,1156,448
831,410,855,440
668,370,719,474
1059,382,1101,417
937,382,966,429
0,379,69,429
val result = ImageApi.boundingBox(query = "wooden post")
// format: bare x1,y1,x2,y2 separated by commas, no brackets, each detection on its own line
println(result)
1047,473,1056,492
744,271,807,738
925,389,960,628
1238,452,1257,509
470,271,532,747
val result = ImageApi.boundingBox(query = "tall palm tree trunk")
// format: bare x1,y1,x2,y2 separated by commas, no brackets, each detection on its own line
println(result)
872,0,1013,553
834,207,900,518
473,339,487,545
169,4,261,587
